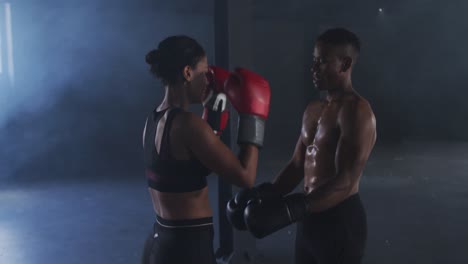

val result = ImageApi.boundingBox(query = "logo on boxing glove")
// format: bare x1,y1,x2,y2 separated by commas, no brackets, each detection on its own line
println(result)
202,90,227,112
202,66,230,135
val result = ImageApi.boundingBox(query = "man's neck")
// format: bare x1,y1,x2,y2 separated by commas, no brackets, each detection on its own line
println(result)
326,79,353,102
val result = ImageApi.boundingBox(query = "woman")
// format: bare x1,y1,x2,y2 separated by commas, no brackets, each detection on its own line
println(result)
141,35,270,263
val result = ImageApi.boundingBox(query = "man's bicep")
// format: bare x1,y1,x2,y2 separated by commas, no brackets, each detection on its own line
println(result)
291,133,306,168
336,108,375,175
291,104,315,168
272,133,305,195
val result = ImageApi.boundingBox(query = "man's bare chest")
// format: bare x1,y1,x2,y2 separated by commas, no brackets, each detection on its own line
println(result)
302,103,341,147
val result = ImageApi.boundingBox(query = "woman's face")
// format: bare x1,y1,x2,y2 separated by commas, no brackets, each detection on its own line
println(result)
185,56,209,104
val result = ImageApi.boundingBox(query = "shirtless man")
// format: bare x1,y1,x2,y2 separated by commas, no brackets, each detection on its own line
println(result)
226,28,377,264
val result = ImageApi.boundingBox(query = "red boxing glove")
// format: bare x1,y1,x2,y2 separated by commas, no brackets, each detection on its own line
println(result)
206,66,230,93
202,66,230,135
224,68,271,147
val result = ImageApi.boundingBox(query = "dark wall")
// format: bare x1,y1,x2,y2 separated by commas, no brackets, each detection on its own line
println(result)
253,18,310,156
2,0,467,181
0,0,311,181
0,1,215,181
300,0,468,142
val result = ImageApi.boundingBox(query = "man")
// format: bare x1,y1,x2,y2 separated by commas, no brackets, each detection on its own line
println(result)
227,28,377,264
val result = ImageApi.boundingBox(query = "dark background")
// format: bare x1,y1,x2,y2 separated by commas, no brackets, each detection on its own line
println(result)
0,0,467,263
1,0,467,182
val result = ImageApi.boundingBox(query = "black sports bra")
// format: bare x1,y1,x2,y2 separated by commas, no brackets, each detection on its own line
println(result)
143,108,211,192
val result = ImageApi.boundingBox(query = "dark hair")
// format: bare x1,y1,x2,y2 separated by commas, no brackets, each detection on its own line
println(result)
145,35,206,85
317,28,361,55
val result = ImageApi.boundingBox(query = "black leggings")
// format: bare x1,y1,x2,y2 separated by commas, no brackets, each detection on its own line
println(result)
141,215,216,264
295,193,367,264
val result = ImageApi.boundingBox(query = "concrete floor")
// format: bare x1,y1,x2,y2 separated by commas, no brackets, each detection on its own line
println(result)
1,141,468,264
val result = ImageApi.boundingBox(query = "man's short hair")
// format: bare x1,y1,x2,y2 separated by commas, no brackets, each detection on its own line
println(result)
317,28,361,56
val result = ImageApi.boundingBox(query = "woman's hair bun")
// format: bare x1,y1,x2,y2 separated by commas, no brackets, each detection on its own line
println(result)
145,49,160,65
146,35,206,85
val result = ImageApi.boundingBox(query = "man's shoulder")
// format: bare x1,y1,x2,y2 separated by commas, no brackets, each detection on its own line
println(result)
342,94,373,115
339,95,376,129
304,100,325,113
301,100,326,123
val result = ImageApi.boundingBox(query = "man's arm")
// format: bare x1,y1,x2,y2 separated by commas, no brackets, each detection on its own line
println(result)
271,101,324,195
271,134,306,196
241,101,376,238
305,100,376,212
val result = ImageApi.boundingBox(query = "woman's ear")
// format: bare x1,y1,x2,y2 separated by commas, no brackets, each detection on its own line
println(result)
183,65,192,81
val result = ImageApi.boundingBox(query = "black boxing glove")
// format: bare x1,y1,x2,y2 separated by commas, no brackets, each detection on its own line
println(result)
244,193,308,239
226,183,279,230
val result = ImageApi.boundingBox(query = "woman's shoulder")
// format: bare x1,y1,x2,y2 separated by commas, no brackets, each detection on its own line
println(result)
172,110,210,134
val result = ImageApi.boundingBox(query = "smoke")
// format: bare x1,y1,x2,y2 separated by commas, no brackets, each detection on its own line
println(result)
6,0,466,183
313,0,468,141
0,0,214,181
381,0,468,140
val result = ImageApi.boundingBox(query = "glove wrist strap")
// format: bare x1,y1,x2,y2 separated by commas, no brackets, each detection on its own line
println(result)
237,114,265,147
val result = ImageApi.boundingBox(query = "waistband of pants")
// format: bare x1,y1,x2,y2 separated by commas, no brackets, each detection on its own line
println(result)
308,193,363,217
155,215,213,229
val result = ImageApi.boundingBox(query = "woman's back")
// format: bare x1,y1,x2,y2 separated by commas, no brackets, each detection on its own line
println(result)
143,108,213,220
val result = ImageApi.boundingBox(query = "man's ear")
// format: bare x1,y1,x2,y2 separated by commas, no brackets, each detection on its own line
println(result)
341,56,353,72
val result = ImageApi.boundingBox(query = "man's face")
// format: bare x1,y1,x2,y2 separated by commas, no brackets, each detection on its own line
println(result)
311,42,345,91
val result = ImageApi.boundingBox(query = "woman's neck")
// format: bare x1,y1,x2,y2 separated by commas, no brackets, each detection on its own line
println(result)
157,85,190,111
